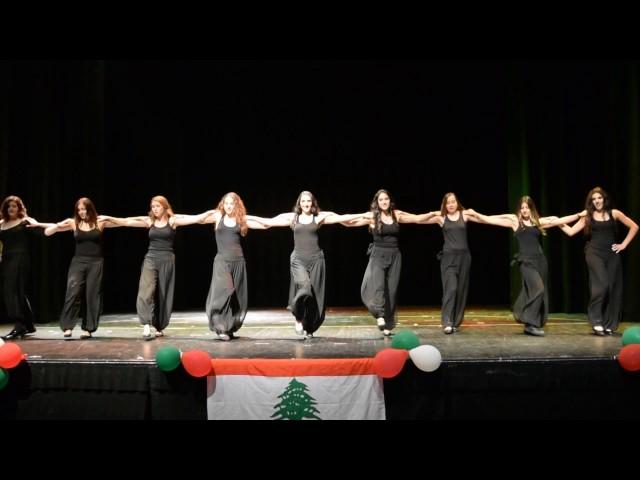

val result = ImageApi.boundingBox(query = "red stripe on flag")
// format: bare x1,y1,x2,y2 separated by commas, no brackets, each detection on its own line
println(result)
210,358,376,377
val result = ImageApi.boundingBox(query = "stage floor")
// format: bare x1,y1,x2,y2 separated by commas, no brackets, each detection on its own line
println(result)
2,307,633,363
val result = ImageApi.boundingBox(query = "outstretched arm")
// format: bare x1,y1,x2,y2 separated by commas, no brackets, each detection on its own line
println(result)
465,210,517,229
320,211,369,225
173,210,216,227
539,211,583,229
397,210,442,225
24,217,60,234
40,218,75,236
246,212,294,227
612,209,639,253
97,215,151,228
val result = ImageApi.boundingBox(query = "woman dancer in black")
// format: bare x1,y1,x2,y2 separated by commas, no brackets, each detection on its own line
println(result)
466,197,583,336
100,196,212,339
38,198,122,339
343,189,439,337
200,192,267,341
559,187,638,335
419,192,490,334
248,191,368,339
0,196,41,340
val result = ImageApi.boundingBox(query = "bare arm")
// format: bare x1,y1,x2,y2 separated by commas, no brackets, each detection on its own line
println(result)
319,211,368,225
98,215,151,228
396,210,442,225
558,217,586,237
341,217,374,228
173,210,216,227
612,209,639,253
539,212,582,229
42,218,75,236
466,210,518,230
24,216,60,233
246,213,294,227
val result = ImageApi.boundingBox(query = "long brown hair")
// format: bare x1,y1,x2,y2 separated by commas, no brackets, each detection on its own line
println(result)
516,195,545,236
73,197,98,229
216,192,248,236
583,186,612,237
370,189,396,234
1,195,27,222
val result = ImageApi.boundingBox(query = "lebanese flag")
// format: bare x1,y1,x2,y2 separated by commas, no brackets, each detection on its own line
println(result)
207,358,385,420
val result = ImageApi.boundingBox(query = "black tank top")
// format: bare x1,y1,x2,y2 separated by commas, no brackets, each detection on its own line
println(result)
372,221,399,248
149,223,175,252
515,225,543,256
443,213,468,251
293,219,321,256
0,221,30,255
74,227,102,258
215,217,243,258
588,217,616,251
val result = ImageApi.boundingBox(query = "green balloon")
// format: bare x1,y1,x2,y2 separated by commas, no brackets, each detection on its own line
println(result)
622,326,640,346
156,347,182,372
391,330,420,351
0,368,9,390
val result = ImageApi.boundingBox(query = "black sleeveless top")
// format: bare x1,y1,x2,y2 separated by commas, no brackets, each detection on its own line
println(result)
372,220,400,249
515,225,543,256
215,217,243,258
148,223,175,252
0,221,30,255
588,217,616,251
442,213,468,251
74,227,102,258
293,218,321,256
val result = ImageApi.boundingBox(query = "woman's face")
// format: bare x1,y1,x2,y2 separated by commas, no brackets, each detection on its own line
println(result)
446,195,458,214
377,193,390,212
591,193,604,211
223,195,236,215
77,203,88,220
150,201,165,219
6,201,19,219
299,194,313,214
520,202,530,219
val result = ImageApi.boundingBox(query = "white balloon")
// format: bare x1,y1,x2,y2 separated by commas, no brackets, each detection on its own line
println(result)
409,345,442,372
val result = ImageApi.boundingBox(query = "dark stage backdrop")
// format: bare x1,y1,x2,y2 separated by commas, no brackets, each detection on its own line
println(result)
0,60,638,323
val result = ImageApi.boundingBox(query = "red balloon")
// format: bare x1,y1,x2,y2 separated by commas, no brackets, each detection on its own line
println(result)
181,350,213,377
618,344,640,372
0,342,24,369
373,348,409,378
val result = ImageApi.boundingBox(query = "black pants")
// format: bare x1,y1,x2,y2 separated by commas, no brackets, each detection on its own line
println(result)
288,251,326,335
439,250,471,328
136,253,175,331
361,246,401,330
206,254,247,335
60,256,104,332
1,252,34,332
512,254,548,328
585,246,623,330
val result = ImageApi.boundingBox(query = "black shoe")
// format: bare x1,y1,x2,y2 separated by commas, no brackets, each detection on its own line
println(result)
604,329,614,335
25,325,36,334
524,325,545,337
2,328,27,340
592,326,605,336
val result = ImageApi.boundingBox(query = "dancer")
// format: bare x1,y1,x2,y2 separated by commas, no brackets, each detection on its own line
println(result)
558,187,638,335
0,196,41,340
465,196,583,336
38,198,122,339
200,192,267,341
248,191,368,338
342,189,440,336
99,196,213,339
